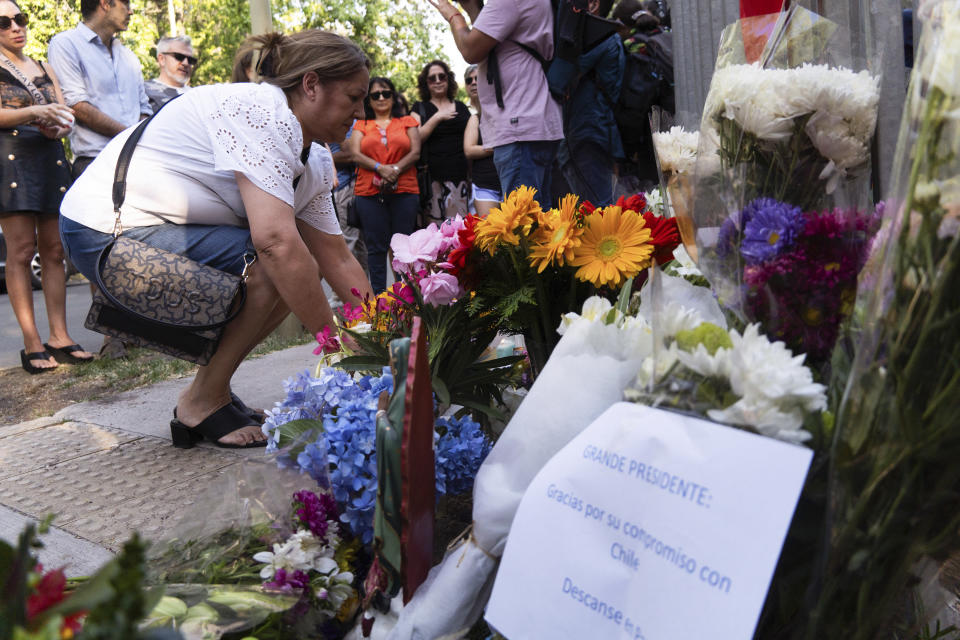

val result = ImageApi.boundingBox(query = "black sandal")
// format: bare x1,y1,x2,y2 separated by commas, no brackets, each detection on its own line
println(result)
44,343,95,364
170,403,267,449
230,392,267,424
20,350,58,375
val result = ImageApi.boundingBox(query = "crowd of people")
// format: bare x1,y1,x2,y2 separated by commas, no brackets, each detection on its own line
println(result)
0,0,672,447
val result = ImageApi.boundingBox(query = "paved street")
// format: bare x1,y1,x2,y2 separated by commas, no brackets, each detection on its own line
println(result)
0,342,318,575
0,278,103,369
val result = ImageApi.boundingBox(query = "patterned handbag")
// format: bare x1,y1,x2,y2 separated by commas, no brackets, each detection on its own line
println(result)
84,109,252,365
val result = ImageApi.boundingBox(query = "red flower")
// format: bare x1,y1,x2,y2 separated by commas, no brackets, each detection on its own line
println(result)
578,200,598,215
615,193,648,214
447,214,480,278
642,211,681,265
26,566,84,635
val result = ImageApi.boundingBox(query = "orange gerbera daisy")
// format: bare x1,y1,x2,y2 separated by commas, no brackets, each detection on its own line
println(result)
474,186,542,254
570,206,654,287
528,193,584,272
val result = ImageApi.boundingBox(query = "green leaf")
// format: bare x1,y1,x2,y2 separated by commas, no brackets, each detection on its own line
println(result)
432,376,451,406
276,419,325,450
616,277,634,315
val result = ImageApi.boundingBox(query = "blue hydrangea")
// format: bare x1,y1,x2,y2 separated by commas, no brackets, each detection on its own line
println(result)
435,416,493,496
267,367,493,544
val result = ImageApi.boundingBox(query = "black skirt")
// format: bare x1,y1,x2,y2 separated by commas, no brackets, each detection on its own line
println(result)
0,126,72,215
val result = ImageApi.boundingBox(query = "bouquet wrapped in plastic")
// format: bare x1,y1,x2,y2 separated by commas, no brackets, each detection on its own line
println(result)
805,1,960,635
692,3,888,367
143,458,359,640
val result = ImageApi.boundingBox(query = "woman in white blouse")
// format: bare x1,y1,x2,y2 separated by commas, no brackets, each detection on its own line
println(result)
59,30,373,449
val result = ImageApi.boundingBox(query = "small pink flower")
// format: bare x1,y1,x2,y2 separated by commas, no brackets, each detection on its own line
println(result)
313,327,341,355
420,272,461,306
391,226,443,274
438,216,466,254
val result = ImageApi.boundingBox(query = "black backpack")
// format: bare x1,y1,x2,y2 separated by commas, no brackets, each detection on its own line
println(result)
612,27,674,156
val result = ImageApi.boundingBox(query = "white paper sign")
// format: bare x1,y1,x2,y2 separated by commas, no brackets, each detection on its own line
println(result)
486,402,812,640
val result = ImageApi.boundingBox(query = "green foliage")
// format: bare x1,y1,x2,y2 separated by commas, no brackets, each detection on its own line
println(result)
20,0,447,93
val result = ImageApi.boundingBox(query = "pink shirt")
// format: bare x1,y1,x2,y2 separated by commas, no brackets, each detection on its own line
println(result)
473,0,564,147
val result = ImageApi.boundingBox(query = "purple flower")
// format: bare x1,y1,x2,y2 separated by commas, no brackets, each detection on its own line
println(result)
293,489,338,539
265,568,310,591
740,199,804,264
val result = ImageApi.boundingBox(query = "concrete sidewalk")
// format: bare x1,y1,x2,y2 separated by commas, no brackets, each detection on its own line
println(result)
0,343,318,576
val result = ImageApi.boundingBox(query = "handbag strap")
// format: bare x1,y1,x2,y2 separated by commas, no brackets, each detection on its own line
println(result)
111,96,181,235
0,52,47,106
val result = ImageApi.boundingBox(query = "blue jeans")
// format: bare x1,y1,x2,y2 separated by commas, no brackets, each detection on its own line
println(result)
355,193,419,293
493,140,560,206
559,140,616,207
60,217,256,282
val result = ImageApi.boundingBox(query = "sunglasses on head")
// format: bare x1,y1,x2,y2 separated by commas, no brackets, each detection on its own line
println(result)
428,72,447,83
369,90,393,101
465,75,477,86
167,51,198,66
0,13,28,30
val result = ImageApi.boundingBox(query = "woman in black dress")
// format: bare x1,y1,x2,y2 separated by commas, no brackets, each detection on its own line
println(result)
0,0,90,373
411,59,471,224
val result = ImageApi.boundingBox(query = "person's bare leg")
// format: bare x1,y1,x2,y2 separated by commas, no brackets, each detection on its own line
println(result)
226,298,291,418
0,214,55,370
175,263,285,445
35,216,92,358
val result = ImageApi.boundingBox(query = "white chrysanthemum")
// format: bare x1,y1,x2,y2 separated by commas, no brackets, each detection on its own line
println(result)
726,324,827,413
676,343,730,378
316,569,355,611
651,301,706,339
708,399,811,443
633,342,679,389
652,126,700,175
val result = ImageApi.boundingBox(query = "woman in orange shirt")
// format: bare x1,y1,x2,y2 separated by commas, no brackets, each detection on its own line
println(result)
349,77,420,293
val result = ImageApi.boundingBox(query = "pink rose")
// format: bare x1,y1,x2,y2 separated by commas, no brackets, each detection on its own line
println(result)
419,272,461,306
391,226,443,274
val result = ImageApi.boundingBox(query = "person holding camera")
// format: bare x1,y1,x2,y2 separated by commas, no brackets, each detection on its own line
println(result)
0,0,92,374
349,76,421,293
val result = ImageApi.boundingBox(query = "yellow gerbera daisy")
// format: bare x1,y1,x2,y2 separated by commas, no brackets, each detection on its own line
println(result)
570,206,654,287
528,193,584,272
474,186,542,254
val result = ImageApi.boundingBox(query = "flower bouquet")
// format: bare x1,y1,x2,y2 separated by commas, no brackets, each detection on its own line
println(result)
460,186,679,375
143,459,360,640
1,519,178,640
692,4,885,367
333,216,524,421
261,366,493,546
798,1,960,635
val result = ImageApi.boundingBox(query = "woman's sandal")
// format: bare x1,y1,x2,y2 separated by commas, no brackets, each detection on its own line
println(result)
20,350,58,375
44,343,95,364
230,392,267,424
170,403,267,449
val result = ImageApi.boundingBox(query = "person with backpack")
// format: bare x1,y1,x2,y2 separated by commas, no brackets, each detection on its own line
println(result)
427,0,563,202
547,0,624,206
611,0,674,191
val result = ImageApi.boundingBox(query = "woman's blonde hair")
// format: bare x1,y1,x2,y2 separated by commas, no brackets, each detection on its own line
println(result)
246,30,369,89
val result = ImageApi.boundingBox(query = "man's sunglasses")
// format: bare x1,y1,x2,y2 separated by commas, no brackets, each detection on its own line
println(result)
369,90,393,101
428,73,447,83
465,75,477,86
166,51,199,66
0,13,28,30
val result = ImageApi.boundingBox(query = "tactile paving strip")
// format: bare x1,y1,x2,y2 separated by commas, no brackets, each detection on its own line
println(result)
0,421,141,480
0,437,240,546
65,467,236,550
0,416,61,440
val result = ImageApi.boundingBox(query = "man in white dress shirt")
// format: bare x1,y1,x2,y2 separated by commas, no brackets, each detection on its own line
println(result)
48,0,152,359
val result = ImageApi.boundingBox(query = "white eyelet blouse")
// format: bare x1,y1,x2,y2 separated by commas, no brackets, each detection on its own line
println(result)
60,82,341,236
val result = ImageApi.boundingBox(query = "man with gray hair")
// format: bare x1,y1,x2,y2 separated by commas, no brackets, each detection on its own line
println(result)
144,35,197,112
